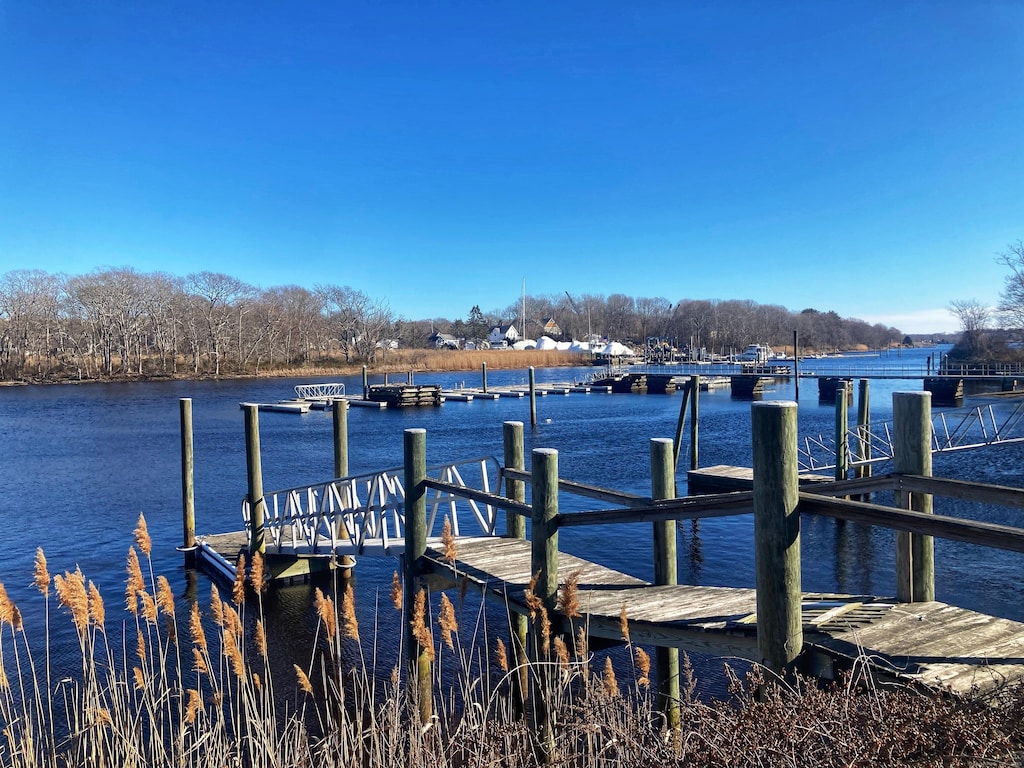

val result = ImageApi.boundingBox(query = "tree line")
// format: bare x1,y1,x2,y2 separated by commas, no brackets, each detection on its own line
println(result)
0,266,903,382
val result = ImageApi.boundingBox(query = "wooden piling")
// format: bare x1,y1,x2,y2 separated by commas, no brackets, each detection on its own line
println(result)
672,377,691,472
835,382,849,481
179,398,196,566
243,404,266,556
893,392,934,603
332,400,355,570
793,330,800,400
361,365,368,399
855,379,872,481
650,438,680,729
503,421,528,715
690,375,700,471
529,447,558,762
402,428,432,723
529,366,537,428
751,401,802,673
482,361,488,394
332,399,349,478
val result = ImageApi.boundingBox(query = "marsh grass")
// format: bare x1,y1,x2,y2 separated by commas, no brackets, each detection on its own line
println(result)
1,516,1023,767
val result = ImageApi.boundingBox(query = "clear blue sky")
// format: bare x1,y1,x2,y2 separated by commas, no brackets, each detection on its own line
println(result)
2,2,1022,333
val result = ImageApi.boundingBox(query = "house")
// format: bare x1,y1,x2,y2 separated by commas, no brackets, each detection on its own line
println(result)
488,324,520,348
428,332,460,350
539,317,562,338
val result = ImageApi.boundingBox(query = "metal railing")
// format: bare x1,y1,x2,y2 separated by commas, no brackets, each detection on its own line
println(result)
241,456,502,556
293,382,346,399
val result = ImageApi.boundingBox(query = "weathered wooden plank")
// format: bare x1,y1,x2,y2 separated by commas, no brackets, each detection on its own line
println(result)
894,473,1024,508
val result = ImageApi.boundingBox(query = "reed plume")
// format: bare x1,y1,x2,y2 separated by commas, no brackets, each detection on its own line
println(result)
558,569,582,619
139,590,158,626
224,630,245,678
87,580,105,629
554,636,570,673
133,666,146,691
0,583,17,629
210,584,224,627
33,547,50,597
495,638,509,672
341,583,359,642
390,571,402,611
438,593,458,651
189,603,207,652
184,688,202,725
125,547,144,614
255,619,267,659
294,664,314,695
410,588,435,661
156,575,175,617
136,628,147,663
314,588,337,640
441,516,458,564
635,647,651,688
232,554,247,605
192,647,209,675
249,551,267,594
602,656,619,698
619,601,631,644
54,568,89,634
133,513,152,557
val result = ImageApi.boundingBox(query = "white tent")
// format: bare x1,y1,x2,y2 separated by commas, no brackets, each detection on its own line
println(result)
597,341,635,357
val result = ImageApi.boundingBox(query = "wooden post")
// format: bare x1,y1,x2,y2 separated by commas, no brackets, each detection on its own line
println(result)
834,382,849,481
855,379,872,481
528,366,537,428
332,399,349,478
332,400,355,570
530,447,558,761
793,330,800,400
690,374,700,471
482,361,488,394
650,438,680,728
672,377,691,471
402,428,432,723
180,398,196,567
243,405,266,556
752,401,802,674
361,365,368,399
503,421,528,715
893,391,934,603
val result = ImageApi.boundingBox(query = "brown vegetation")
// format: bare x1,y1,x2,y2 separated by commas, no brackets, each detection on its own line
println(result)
1,518,1023,766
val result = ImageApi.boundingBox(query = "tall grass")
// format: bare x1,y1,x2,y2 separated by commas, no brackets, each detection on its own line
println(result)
1,515,1023,767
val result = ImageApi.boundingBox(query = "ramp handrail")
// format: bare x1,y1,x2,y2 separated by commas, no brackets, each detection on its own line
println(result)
241,456,502,556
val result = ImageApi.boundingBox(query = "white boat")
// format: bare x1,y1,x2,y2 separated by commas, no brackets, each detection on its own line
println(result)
734,343,774,364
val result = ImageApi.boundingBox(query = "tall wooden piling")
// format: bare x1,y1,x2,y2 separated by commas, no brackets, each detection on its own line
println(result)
332,399,349,478
752,401,802,673
482,362,488,394
893,391,934,603
528,366,538,428
690,375,700,471
244,404,266,555
793,330,800,400
650,438,680,728
361,365,368,399
332,400,355,570
402,428,432,723
179,398,196,566
855,379,872,481
834,382,849,481
503,421,528,714
530,447,558,762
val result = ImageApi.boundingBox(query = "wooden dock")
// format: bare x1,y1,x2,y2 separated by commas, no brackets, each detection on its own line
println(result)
422,537,1024,693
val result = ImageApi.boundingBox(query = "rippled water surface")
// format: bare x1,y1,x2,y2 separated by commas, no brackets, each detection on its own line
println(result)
2,345,1022,691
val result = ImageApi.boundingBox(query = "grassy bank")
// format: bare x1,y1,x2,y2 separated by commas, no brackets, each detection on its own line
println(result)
1,517,1022,767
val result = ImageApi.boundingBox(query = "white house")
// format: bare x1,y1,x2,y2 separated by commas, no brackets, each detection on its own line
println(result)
488,324,520,348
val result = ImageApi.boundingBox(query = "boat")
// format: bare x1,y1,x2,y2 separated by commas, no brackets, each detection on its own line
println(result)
734,343,775,364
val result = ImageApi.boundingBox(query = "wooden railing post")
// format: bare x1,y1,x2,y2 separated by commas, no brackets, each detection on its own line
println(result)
650,438,680,728
503,421,528,714
402,428,432,723
529,366,538,428
530,447,558,761
893,391,934,603
855,379,872,481
835,382,849,481
180,398,196,567
752,401,802,674
243,404,266,556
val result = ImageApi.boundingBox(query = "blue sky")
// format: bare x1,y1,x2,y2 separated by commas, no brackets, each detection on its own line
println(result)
2,2,1022,333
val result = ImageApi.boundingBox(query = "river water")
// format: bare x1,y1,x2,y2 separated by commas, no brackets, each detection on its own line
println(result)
2,345,1022,691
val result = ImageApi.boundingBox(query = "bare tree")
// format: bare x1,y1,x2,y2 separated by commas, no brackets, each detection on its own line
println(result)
996,240,1024,331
